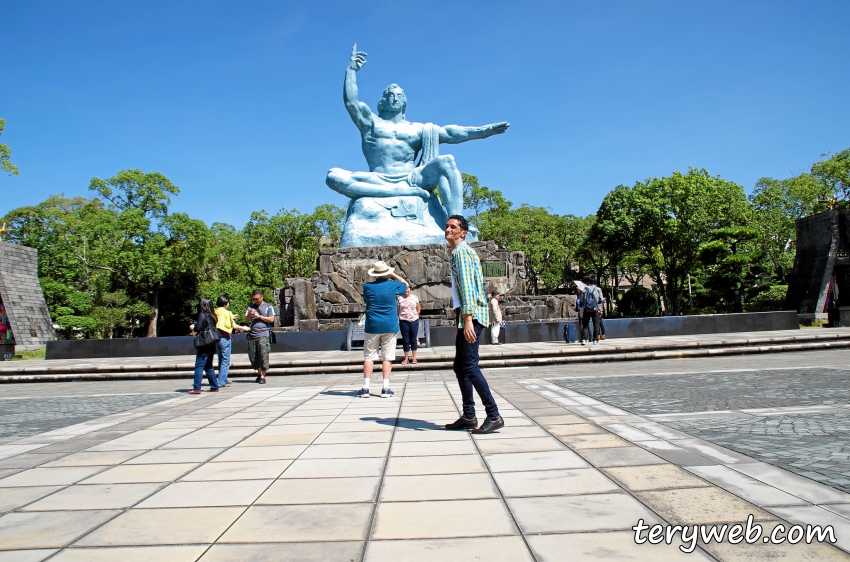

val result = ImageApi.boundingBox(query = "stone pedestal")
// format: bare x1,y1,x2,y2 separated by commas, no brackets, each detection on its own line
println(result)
275,242,577,331
0,241,56,350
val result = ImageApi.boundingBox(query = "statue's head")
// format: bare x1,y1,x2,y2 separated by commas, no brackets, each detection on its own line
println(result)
377,84,407,116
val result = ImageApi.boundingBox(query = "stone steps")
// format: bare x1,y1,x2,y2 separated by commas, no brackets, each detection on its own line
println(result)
1,329,848,383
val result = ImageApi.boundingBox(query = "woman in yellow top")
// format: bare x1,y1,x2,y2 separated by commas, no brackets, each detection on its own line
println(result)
215,295,249,387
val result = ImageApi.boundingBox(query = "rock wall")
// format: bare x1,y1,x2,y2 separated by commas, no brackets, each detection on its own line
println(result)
275,242,576,331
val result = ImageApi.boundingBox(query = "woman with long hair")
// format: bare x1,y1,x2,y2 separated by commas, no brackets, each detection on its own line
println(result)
189,297,220,394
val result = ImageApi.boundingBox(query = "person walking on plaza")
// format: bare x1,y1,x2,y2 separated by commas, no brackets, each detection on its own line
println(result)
397,285,421,365
359,261,409,398
189,298,219,395
245,290,275,384
581,275,605,345
444,215,504,434
215,295,249,388
489,290,503,345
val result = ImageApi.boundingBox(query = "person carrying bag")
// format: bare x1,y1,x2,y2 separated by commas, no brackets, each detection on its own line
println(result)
189,298,220,394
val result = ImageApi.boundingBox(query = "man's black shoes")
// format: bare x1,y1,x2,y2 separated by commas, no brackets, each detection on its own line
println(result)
445,417,478,430
472,417,505,434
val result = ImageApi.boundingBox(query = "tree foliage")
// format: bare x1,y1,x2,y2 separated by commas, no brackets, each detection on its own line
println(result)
2,172,345,339
0,119,19,176
594,168,750,315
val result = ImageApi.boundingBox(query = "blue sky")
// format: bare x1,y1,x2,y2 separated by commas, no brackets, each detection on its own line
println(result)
2,1,848,226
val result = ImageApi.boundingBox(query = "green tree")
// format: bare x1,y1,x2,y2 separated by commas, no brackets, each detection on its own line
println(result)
462,173,511,228
88,170,209,337
241,205,345,289
811,148,850,204
595,168,750,315
698,226,761,312
749,173,826,276
482,205,586,294
0,119,19,176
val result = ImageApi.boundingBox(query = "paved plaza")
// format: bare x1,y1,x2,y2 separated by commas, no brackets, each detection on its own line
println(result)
0,345,849,560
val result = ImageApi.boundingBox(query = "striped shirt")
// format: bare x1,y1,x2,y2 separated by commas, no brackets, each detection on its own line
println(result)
451,241,490,328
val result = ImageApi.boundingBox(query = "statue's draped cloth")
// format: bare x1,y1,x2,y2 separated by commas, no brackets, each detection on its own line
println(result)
339,123,474,247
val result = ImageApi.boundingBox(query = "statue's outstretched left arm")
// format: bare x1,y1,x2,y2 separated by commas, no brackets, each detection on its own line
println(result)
438,122,509,144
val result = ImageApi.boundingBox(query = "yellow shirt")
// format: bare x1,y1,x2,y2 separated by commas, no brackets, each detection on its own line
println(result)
215,307,236,333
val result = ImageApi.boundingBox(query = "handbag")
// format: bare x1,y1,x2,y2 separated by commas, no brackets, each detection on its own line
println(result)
499,320,506,328
193,313,221,349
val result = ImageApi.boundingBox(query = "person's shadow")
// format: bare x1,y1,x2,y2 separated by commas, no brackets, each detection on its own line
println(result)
360,417,446,430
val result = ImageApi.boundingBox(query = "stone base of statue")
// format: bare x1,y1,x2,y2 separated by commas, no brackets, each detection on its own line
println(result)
340,196,478,247
275,242,577,331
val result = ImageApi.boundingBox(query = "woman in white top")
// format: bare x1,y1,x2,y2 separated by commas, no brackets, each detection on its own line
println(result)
397,286,421,364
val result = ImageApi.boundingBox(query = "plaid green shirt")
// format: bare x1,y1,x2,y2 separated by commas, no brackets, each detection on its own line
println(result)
451,241,490,328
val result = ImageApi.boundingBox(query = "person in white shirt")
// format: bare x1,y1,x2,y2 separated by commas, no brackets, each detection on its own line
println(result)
489,291,503,344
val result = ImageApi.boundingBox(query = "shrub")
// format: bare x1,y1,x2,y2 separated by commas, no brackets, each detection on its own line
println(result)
620,286,660,318
744,284,788,312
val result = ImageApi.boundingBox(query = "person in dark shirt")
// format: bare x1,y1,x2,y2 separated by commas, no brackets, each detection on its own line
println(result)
189,297,220,394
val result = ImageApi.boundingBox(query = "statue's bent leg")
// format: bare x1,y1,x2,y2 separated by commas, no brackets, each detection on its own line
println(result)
327,168,430,199
419,155,463,216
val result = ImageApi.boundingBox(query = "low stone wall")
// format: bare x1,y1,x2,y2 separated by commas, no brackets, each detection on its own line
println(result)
274,242,574,331
44,311,800,359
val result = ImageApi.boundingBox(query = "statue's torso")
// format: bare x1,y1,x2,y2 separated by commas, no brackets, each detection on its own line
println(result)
362,119,423,174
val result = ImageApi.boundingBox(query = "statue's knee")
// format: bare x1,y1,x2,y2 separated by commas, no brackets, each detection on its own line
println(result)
437,154,457,171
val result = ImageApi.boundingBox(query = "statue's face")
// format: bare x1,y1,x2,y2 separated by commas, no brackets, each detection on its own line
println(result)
378,85,406,114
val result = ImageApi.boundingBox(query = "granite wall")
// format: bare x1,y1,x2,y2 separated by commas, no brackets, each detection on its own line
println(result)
275,242,577,331
0,241,57,350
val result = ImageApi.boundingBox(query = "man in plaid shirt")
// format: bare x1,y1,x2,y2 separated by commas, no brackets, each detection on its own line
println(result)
444,215,504,434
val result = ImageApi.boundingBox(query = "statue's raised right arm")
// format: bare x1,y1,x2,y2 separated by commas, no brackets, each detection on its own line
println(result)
344,44,372,132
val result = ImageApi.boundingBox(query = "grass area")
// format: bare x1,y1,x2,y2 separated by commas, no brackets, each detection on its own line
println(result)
11,348,46,361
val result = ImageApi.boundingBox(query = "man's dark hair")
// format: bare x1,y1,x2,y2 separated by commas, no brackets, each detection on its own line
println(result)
587,274,597,285
216,295,230,308
252,289,264,297
448,215,469,232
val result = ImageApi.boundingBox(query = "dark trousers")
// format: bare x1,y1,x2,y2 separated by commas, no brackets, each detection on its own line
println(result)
453,320,500,420
399,320,419,352
581,309,603,341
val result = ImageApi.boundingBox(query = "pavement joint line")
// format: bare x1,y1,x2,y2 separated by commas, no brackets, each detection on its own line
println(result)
361,381,406,561
445,385,541,561
521,377,850,555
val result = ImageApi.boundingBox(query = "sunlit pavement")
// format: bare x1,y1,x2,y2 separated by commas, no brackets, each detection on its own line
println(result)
1,347,850,560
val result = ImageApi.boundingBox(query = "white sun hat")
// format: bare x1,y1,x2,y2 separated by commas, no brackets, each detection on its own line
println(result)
367,260,395,277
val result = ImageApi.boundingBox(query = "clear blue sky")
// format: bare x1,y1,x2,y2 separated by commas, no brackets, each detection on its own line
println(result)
2,1,848,226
